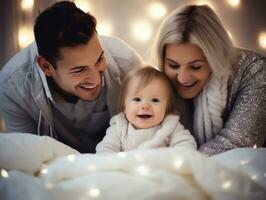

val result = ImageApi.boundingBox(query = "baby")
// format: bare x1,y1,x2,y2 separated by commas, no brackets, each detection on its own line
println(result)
96,66,196,153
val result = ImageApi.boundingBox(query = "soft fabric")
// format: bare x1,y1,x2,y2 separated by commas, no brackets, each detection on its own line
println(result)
0,35,142,153
0,133,265,200
0,133,79,174
96,112,197,153
180,49,266,155
194,74,228,145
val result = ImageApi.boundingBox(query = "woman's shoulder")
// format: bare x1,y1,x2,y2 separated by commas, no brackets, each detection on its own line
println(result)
235,48,266,69
232,48,266,77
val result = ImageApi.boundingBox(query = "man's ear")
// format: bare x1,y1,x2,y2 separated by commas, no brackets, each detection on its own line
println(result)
37,56,54,76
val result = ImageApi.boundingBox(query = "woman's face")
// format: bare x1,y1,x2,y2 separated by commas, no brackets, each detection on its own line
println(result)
164,43,211,99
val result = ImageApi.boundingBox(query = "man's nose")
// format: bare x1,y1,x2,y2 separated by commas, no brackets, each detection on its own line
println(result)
84,66,101,84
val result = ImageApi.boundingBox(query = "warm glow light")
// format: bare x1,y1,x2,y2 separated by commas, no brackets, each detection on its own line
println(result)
74,0,91,12
87,187,100,198
251,175,257,180
21,0,34,11
136,165,150,176
258,32,266,49
240,159,250,165
226,0,241,8
193,0,216,11
222,180,232,189
67,154,76,162
117,152,127,158
1,169,9,178
253,144,257,149
40,168,48,174
148,2,167,19
18,26,34,49
97,21,113,36
132,21,152,41
173,158,184,169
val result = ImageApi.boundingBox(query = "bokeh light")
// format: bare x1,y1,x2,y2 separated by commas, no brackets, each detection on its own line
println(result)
148,2,167,19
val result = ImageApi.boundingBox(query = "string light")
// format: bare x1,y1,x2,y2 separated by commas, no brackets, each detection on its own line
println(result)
194,0,216,10
40,168,48,175
251,175,257,180
117,152,127,158
240,159,250,165
148,2,167,19
221,180,232,189
67,154,76,162
18,26,34,49
21,0,34,11
226,0,241,8
97,21,113,36
136,165,150,176
132,20,152,41
74,0,91,12
86,187,101,198
258,32,266,49
173,158,184,169
0,169,9,178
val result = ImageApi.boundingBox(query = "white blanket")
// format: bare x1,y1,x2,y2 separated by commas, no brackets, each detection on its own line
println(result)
0,133,265,200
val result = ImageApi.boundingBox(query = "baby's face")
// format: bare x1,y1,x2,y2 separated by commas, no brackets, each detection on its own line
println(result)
124,77,169,129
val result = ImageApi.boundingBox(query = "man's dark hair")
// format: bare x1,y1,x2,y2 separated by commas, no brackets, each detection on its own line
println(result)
34,1,97,67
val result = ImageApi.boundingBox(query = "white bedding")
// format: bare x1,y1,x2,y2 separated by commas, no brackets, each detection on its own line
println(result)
0,133,265,200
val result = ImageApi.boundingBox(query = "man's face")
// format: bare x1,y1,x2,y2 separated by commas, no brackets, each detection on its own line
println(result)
45,33,107,101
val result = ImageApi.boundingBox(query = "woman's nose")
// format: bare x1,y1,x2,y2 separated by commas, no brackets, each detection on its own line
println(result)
176,68,191,84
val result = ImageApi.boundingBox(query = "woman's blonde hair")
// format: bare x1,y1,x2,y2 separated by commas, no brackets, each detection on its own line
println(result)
152,4,236,77
119,65,176,114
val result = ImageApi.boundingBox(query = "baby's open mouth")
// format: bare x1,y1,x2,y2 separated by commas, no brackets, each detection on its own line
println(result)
137,114,152,119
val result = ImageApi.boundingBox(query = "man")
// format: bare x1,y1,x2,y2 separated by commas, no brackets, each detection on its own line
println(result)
0,1,142,153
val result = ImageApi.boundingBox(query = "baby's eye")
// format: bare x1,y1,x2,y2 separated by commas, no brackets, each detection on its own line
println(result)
132,97,141,102
151,98,160,103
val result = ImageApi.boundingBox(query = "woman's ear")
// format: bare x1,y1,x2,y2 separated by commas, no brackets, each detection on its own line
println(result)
37,56,54,76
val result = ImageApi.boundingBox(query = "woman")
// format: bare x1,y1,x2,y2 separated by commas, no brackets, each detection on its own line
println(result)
152,4,266,156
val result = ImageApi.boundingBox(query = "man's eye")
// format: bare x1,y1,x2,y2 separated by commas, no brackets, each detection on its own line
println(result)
71,68,86,74
151,98,160,103
132,97,141,102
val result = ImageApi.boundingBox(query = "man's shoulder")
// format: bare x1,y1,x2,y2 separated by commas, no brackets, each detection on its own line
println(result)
1,43,38,81
0,43,38,95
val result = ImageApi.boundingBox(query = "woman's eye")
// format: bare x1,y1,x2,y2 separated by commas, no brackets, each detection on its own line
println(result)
132,97,141,102
151,98,160,103
190,65,201,70
167,63,179,69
